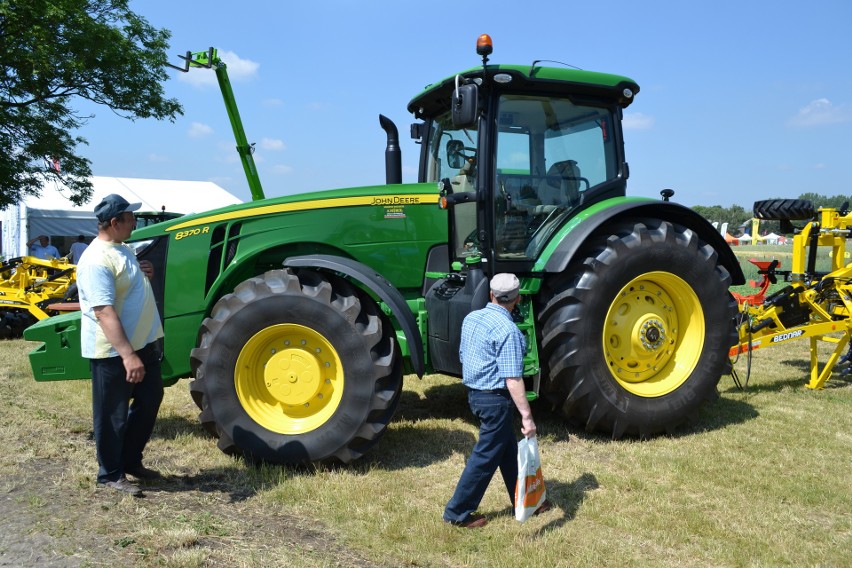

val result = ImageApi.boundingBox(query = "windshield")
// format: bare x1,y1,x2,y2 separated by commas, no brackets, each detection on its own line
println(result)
494,94,617,260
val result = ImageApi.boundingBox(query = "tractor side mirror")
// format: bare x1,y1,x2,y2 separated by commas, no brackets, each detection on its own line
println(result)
451,82,478,128
446,140,466,169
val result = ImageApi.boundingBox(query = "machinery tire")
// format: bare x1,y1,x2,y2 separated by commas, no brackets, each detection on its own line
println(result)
753,199,814,220
62,283,78,302
0,311,36,339
0,313,13,340
189,268,403,465
537,218,737,438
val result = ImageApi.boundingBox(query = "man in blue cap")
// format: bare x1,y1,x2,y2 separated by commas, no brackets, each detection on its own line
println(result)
76,194,164,496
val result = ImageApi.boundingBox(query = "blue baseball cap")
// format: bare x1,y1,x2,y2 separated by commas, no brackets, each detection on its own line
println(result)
94,194,141,222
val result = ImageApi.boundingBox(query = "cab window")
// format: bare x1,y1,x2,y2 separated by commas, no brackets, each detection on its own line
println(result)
494,94,617,260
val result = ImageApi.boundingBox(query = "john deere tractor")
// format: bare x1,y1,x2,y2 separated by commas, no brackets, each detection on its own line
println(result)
25,36,744,464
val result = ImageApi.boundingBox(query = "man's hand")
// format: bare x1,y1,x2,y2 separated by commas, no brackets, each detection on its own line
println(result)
521,416,537,439
123,353,146,383
139,260,154,280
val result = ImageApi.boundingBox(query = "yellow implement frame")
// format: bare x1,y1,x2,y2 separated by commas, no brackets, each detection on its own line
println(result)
0,256,77,321
731,205,852,389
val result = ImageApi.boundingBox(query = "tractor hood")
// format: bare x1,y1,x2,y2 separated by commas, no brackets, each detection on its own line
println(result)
129,182,438,241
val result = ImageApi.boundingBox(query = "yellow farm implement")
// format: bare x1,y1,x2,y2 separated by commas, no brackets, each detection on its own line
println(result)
0,256,77,338
731,199,852,389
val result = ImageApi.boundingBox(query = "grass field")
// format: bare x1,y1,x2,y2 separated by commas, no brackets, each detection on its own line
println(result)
1,335,850,568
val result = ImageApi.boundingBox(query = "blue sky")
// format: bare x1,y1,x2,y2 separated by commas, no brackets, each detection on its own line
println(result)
78,0,851,208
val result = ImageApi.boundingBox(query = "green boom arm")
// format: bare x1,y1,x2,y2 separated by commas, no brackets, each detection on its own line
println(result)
168,48,265,201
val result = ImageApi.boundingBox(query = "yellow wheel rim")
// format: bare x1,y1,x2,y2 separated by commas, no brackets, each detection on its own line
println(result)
603,272,704,397
235,324,344,434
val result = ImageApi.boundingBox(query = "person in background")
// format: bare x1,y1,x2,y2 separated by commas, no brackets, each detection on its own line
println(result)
27,235,60,260
70,235,89,264
443,273,550,528
76,194,164,497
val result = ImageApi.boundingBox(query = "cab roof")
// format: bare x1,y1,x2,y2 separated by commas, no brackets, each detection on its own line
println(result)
407,64,640,119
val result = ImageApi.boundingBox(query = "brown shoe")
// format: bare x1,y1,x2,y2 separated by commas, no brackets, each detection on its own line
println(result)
534,500,553,516
448,513,488,528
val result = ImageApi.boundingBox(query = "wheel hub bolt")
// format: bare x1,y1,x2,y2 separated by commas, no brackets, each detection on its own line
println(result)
640,318,666,350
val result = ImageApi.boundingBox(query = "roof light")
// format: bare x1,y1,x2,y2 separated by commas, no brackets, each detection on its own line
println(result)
476,34,493,57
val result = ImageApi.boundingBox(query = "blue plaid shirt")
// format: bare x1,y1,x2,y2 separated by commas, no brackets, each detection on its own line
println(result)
459,303,526,391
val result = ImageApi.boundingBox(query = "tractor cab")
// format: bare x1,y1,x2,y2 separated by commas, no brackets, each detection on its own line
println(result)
412,35,640,376
409,35,639,274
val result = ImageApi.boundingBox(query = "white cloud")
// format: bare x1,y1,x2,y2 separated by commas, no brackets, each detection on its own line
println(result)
220,50,260,81
260,138,286,151
788,98,851,127
188,122,213,138
263,98,284,107
622,112,655,130
148,153,169,163
272,164,293,174
176,50,260,88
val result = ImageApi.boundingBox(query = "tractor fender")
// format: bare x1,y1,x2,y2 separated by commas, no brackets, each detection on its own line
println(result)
542,200,745,285
282,254,425,377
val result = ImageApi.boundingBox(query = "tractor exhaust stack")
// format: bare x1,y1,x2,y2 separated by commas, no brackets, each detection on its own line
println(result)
379,114,402,185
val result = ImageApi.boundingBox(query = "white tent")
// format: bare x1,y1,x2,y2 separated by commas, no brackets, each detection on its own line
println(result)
1,176,241,259
739,233,753,242
763,232,781,245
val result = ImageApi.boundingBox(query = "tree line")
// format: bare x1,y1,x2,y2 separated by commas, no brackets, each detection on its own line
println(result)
692,194,852,235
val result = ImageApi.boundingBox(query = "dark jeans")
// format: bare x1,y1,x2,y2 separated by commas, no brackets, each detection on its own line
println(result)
444,389,518,523
90,343,163,483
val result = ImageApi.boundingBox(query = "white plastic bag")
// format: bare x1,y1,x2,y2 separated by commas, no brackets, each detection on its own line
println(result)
514,436,546,522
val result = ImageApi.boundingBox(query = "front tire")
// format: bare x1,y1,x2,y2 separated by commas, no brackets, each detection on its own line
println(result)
537,219,737,438
190,268,402,464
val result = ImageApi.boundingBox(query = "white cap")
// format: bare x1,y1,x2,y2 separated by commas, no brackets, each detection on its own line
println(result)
490,273,520,302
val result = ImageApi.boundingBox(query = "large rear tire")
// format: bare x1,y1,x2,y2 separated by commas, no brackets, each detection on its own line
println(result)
189,268,402,464
537,219,737,438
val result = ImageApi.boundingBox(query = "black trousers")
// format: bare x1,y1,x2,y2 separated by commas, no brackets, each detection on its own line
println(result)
90,343,163,483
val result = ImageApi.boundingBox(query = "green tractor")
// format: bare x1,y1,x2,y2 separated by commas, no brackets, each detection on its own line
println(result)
25,36,744,464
